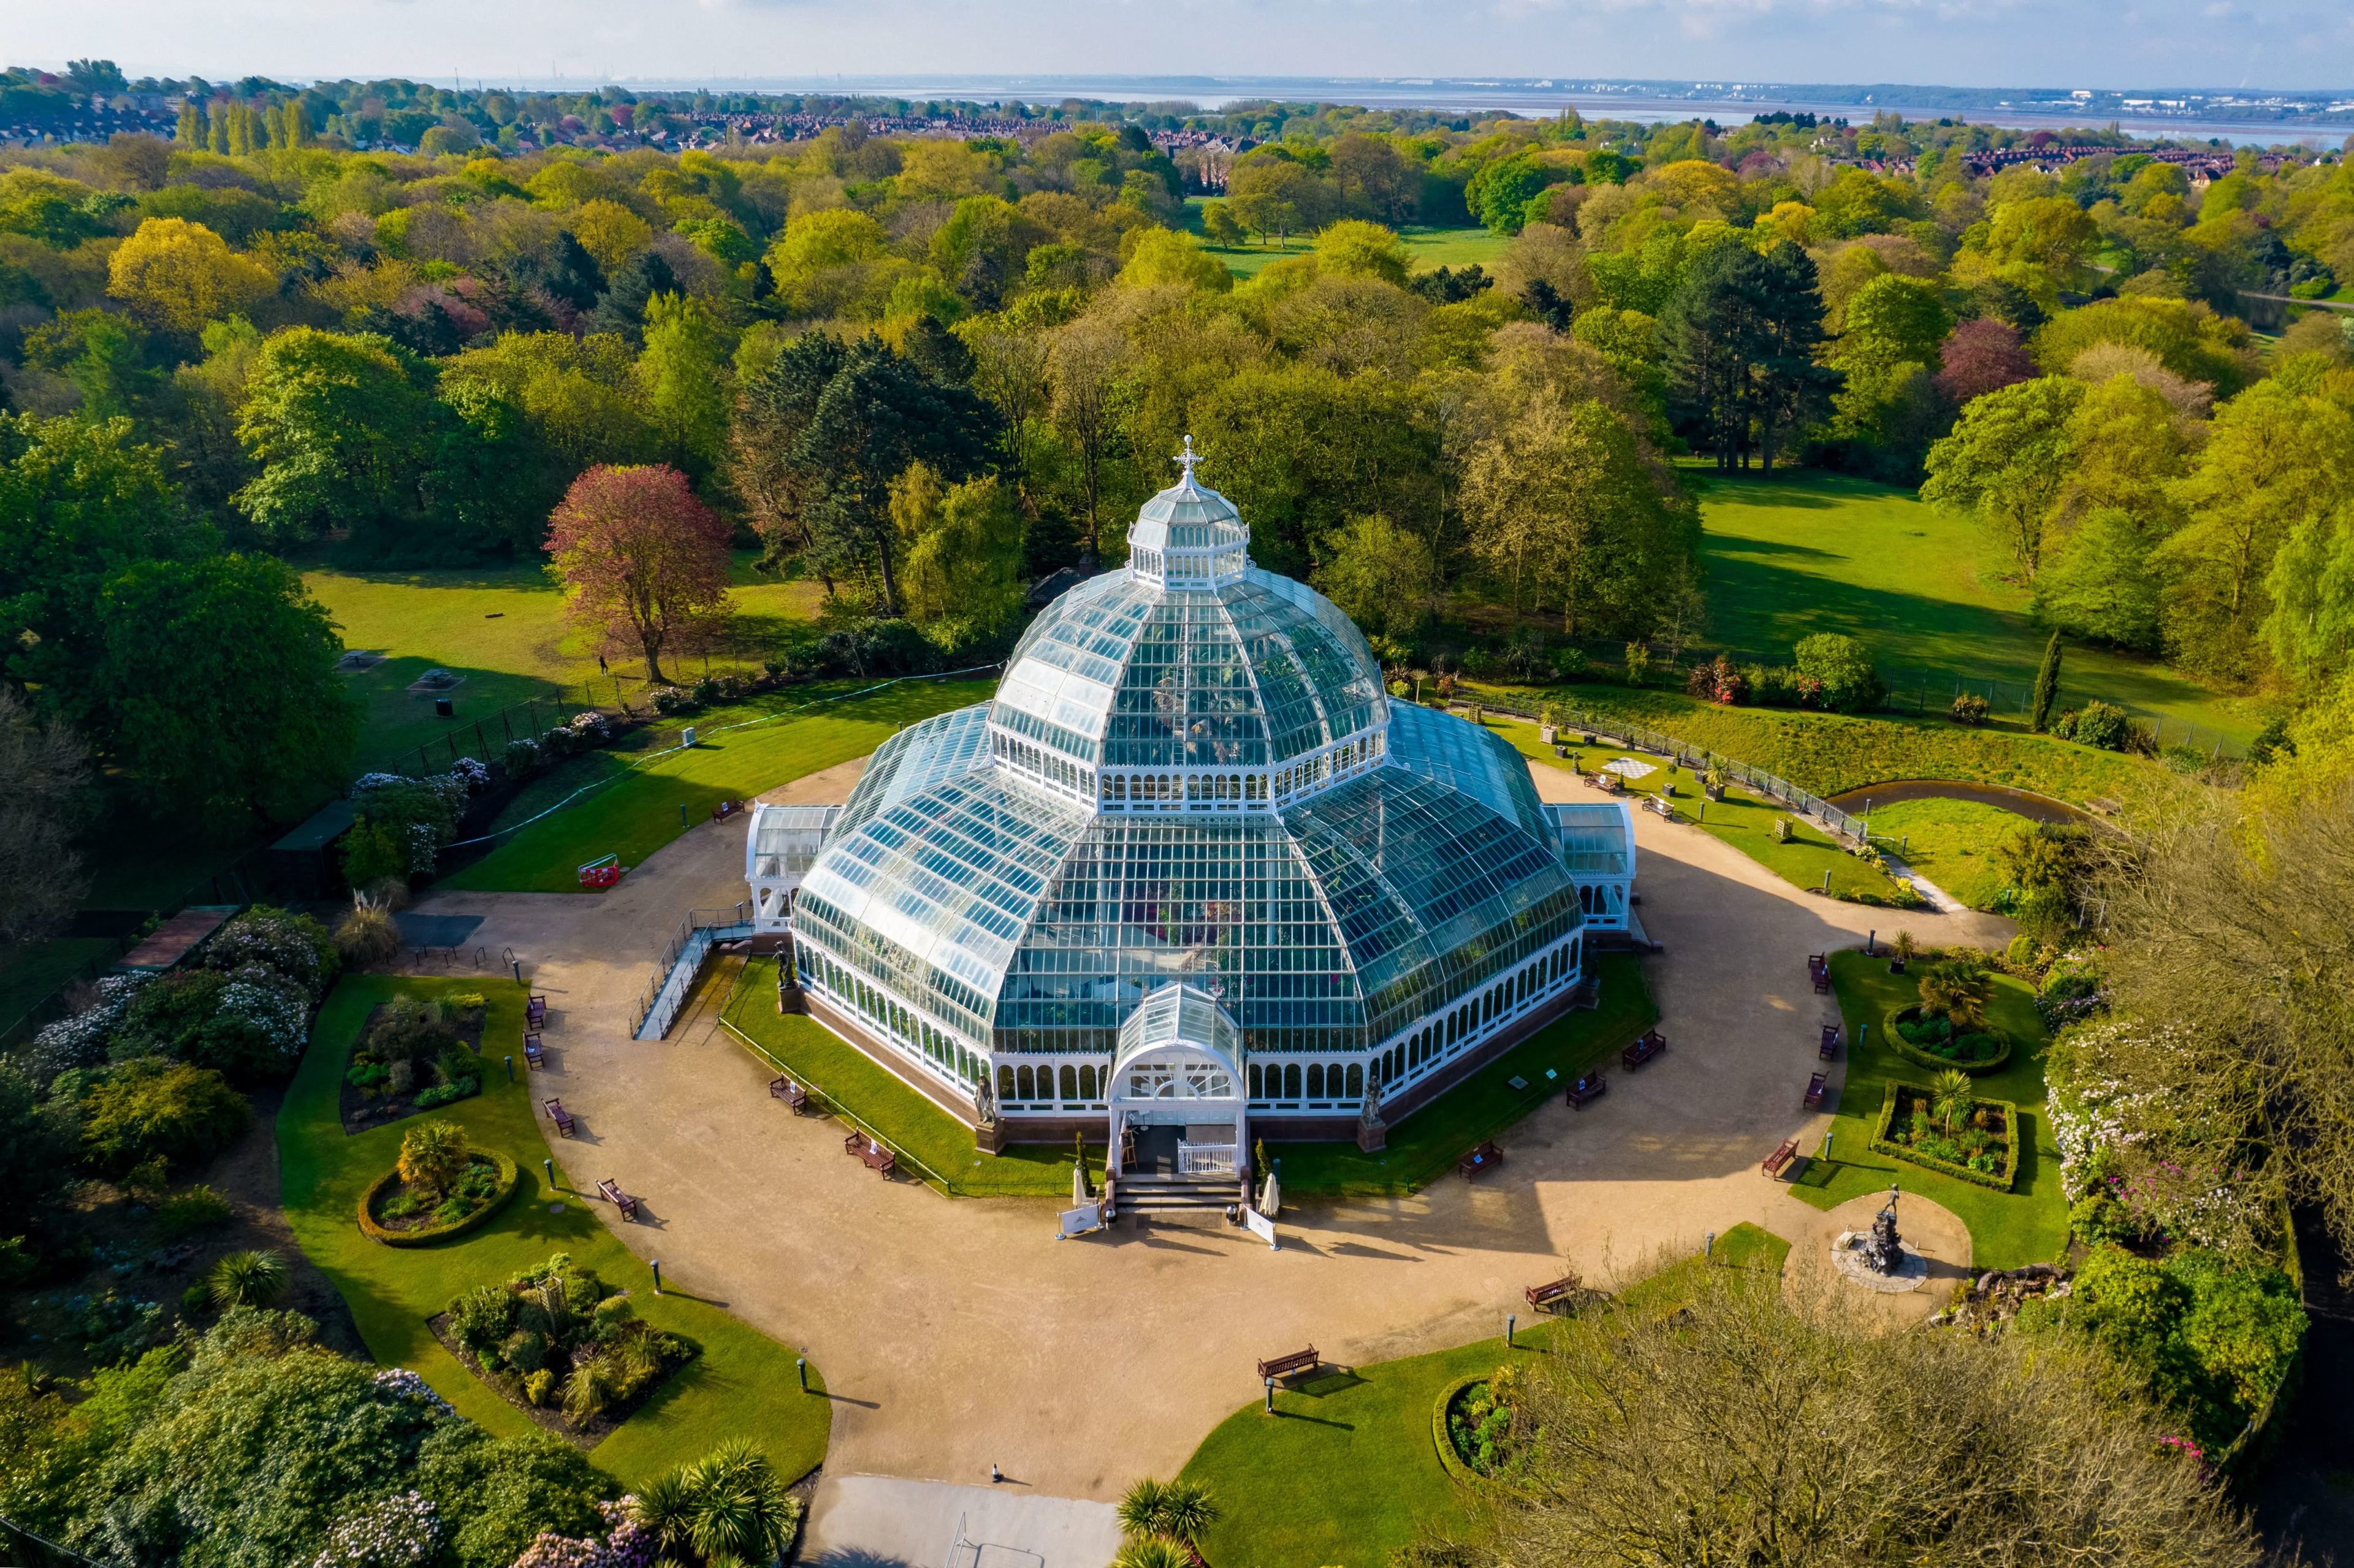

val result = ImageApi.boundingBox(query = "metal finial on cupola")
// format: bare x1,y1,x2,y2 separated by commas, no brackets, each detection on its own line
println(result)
1175,433,1201,487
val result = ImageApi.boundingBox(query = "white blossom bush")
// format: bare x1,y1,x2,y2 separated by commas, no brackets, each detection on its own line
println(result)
215,973,312,1067
450,756,490,791
25,973,151,1079
310,1490,443,1568
505,737,542,777
371,1366,457,1418
205,907,338,1000
508,1501,655,1568
568,711,611,744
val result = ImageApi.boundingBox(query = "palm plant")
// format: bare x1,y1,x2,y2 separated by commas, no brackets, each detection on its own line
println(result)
1116,1478,1169,1540
1930,1069,1974,1136
1916,962,1989,1032
1111,1540,1191,1568
397,1119,469,1198
1154,1480,1219,1550
207,1248,288,1309
682,1439,799,1566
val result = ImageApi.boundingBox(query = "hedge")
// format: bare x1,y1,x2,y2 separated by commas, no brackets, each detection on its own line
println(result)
1880,1002,2013,1076
358,1149,520,1246
1431,1376,1488,1488
1871,1080,2020,1192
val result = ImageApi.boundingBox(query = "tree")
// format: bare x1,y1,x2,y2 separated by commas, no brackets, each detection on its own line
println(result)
107,218,274,336
1330,132,1420,224
733,331,850,587
1793,632,1881,712
1986,195,2100,275
1917,958,1991,1031
1836,273,1951,375
1311,219,1410,286
1314,513,1437,637
234,328,438,544
2030,630,2063,732
1921,376,2085,578
1048,318,1132,564
1659,240,1834,473
545,465,731,683
205,1249,289,1309
1199,201,1245,248
1930,1067,1974,1134
1935,316,2038,406
635,292,732,477
79,1058,252,1177
1488,1257,2267,1568
1749,241,1839,471
0,685,88,952
896,468,1025,630
1118,229,1230,292
956,305,1058,504
397,1120,470,1198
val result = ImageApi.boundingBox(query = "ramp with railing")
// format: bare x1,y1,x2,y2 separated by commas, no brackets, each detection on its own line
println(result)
633,903,754,1040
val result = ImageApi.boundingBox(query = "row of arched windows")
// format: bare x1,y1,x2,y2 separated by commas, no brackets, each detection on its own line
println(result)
994,729,1093,799
998,1062,1103,1105
1105,771,1267,805
1247,1060,1365,1103
807,950,980,1089
1374,939,1579,1089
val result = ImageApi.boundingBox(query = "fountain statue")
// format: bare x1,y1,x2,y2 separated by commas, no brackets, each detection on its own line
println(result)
1863,1184,1905,1274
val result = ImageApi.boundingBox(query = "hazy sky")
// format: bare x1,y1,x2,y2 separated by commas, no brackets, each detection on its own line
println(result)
14,0,2354,93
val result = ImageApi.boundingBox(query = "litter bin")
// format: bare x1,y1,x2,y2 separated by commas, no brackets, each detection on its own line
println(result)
434,697,454,718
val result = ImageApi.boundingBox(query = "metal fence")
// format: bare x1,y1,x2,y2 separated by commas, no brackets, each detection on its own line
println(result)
1878,665,2243,759
632,904,754,1041
370,690,615,780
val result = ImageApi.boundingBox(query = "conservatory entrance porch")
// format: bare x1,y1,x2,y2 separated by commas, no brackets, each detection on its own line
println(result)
1105,983,1249,1183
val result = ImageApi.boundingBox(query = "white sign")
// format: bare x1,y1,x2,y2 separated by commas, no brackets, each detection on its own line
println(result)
1057,1205,1105,1239
1243,1206,1279,1250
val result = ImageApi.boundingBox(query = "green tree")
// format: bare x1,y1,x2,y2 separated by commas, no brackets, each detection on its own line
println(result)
1314,512,1438,636
233,328,436,544
20,308,156,419
1466,149,1558,235
731,330,851,587
1794,631,1881,712
79,1058,251,1177
397,1119,469,1198
2030,631,2063,733
1921,376,2085,578
1659,240,1835,473
1835,273,1952,375
635,292,733,477
1309,219,1411,286
1200,200,1245,248
896,468,1026,631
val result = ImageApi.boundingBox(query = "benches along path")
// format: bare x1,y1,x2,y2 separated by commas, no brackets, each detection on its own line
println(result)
390,752,2013,1505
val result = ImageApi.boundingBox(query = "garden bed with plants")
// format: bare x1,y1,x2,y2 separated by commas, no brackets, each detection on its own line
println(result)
340,992,489,1133
427,1250,697,1447
1882,1003,2013,1073
1437,1371,1528,1485
358,1141,518,1245
1873,1077,2019,1190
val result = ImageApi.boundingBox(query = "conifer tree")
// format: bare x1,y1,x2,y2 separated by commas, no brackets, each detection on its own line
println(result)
2030,631,2063,733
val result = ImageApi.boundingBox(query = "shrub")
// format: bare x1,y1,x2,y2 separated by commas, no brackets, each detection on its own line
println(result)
1950,692,1990,726
76,1288,167,1364
370,999,462,1065
1793,633,1882,713
649,685,695,715
80,1058,252,1176
538,725,577,760
335,893,403,965
414,1080,478,1109
2073,699,2131,750
1686,655,1746,706
155,1183,234,1236
523,1369,554,1406
503,737,541,778
398,1121,470,1198
207,1249,289,1309
568,710,610,744
24,972,150,1079
204,906,339,999
1552,646,1588,680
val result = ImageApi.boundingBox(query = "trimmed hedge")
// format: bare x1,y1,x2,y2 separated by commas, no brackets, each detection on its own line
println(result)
1881,1002,2013,1076
358,1150,519,1247
1871,1081,2020,1192
1432,1376,1489,1488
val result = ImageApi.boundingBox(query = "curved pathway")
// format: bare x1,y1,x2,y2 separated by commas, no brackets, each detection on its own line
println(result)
401,751,2012,1504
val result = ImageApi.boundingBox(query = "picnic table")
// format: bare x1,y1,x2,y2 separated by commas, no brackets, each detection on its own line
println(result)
596,1178,639,1222
844,1132,895,1176
526,994,549,1028
1761,1137,1799,1178
769,1075,808,1112
544,1097,575,1138
1818,1024,1841,1060
522,1033,544,1069
1804,1070,1829,1109
1457,1140,1503,1179
1622,1030,1666,1070
1257,1346,1319,1382
1567,1071,1609,1109
1525,1276,1579,1312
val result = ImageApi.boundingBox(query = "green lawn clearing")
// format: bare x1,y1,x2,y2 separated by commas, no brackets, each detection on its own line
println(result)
440,679,990,894
718,956,1088,1197
1784,951,2068,1270
1471,683,2153,807
1176,1223,1789,1568
1183,199,1511,281
1859,797,2035,911
1270,953,1655,1196
1482,715,1914,907
280,974,831,1487
305,554,824,769
1693,468,2258,747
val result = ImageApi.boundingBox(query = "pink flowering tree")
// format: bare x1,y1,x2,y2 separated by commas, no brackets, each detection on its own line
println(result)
1933,318,2040,408
546,465,732,685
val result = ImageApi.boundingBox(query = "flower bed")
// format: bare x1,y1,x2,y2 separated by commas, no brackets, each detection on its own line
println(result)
359,1150,519,1246
428,1251,697,1447
1881,1003,2013,1076
341,994,489,1133
1432,1376,1490,1486
1872,1080,2019,1192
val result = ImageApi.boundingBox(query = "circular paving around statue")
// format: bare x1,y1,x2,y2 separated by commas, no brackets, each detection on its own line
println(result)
1830,1230,1930,1293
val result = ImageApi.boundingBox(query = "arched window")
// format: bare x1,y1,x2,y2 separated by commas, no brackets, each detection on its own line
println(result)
1080,1065,1097,1099
1306,1063,1325,1099
1248,1064,1263,1098
1283,1063,1301,1099
1060,1065,1079,1100
997,1065,1015,1102
1016,1065,1035,1100
1346,1063,1364,1098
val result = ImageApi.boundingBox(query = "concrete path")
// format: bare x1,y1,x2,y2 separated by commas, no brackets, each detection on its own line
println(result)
394,745,2014,1511
799,1475,1122,1568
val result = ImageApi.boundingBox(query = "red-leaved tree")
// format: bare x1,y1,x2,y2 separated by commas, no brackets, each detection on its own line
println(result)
1934,318,2040,409
546,464,731,685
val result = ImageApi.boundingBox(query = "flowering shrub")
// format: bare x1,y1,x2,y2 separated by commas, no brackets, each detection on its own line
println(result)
450,756,490,791
568,710,611,744
26,973,151,1079
1950,692,1990,726
1685,655,1747,706
508,1501,657,1568
348,773,469,878
2036,951,2106,1029
310,1490,444,1568
539,725,579,760
505,738,541,777
649,685,695,715
215,973,313,1071
372,1366,458,1418
206,906,340,1000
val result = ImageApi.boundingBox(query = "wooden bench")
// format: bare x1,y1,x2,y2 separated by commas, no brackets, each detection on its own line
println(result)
1457,1140,1503,1179
1567,1071,1609,1109
1257,1346,1319,1382
1642,792,1675,820
525,994,549,1028
1818,1024,1840,1060
596,1178,639,1222
1590,771,1624,794
522,1033,544,1069
712,798,740,821
1621,1030,1666,1070
1524,1276,1578,1312
544,1098,575,1138
1807,956,1830,995
769,1075,808,1112
1761,1137,1799,1178
844,1133,895,1176
1804,1071,1828,1109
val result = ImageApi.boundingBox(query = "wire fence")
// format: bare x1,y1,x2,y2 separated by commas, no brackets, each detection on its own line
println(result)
1878,665,2244,759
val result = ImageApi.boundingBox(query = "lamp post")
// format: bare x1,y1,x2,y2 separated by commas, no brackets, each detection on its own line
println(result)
542,1157,555,1194
1705,1230,1716,1261
796,1357,807,1391
503,1054,513,1083
651,1260,663,1296
1506,1312,1516,1349
1263,1376,1276,1415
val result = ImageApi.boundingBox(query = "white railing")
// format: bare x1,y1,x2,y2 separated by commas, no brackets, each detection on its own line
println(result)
1179,1143,1237,1176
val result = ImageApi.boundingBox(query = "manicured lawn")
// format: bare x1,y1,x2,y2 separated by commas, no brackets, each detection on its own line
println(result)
1859,797,2034,911
1693,469,2258,746
718,957,1088,1197
280,974,832,1487
1270,953,1656,1196
440,679,991,894
1176,1223,1789,1568
305,554,824,769
1470,682,2153,807
1183,199,1510,281
1783,951,2069,1270
1483,715,1913,906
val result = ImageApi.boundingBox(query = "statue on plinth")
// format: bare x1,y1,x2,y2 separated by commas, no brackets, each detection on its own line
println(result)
1864,1184,1905,1274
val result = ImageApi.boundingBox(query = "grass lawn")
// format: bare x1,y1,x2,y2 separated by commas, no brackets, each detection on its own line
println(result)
1693,468,2260,746
280,974,832,1486
305,554,825,769
1471,682,2154,808
1783,951,2068,1270
1859,797,2033,911
718,957,1089,1197
1271,953,1655,1196
1482,714,1913,906
1176,1223,1789,1568
1183,199,1510,280
440,679,990,894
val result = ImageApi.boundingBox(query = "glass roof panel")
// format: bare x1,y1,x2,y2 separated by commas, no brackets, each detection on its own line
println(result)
1386,702,1553,841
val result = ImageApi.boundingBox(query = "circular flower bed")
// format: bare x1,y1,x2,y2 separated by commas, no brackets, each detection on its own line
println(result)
360,1150,519,1246
1881,1003,2012,1075
1434,1371,1528,1483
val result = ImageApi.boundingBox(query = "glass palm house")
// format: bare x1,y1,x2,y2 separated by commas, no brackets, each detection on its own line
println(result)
747,444,1630,1178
